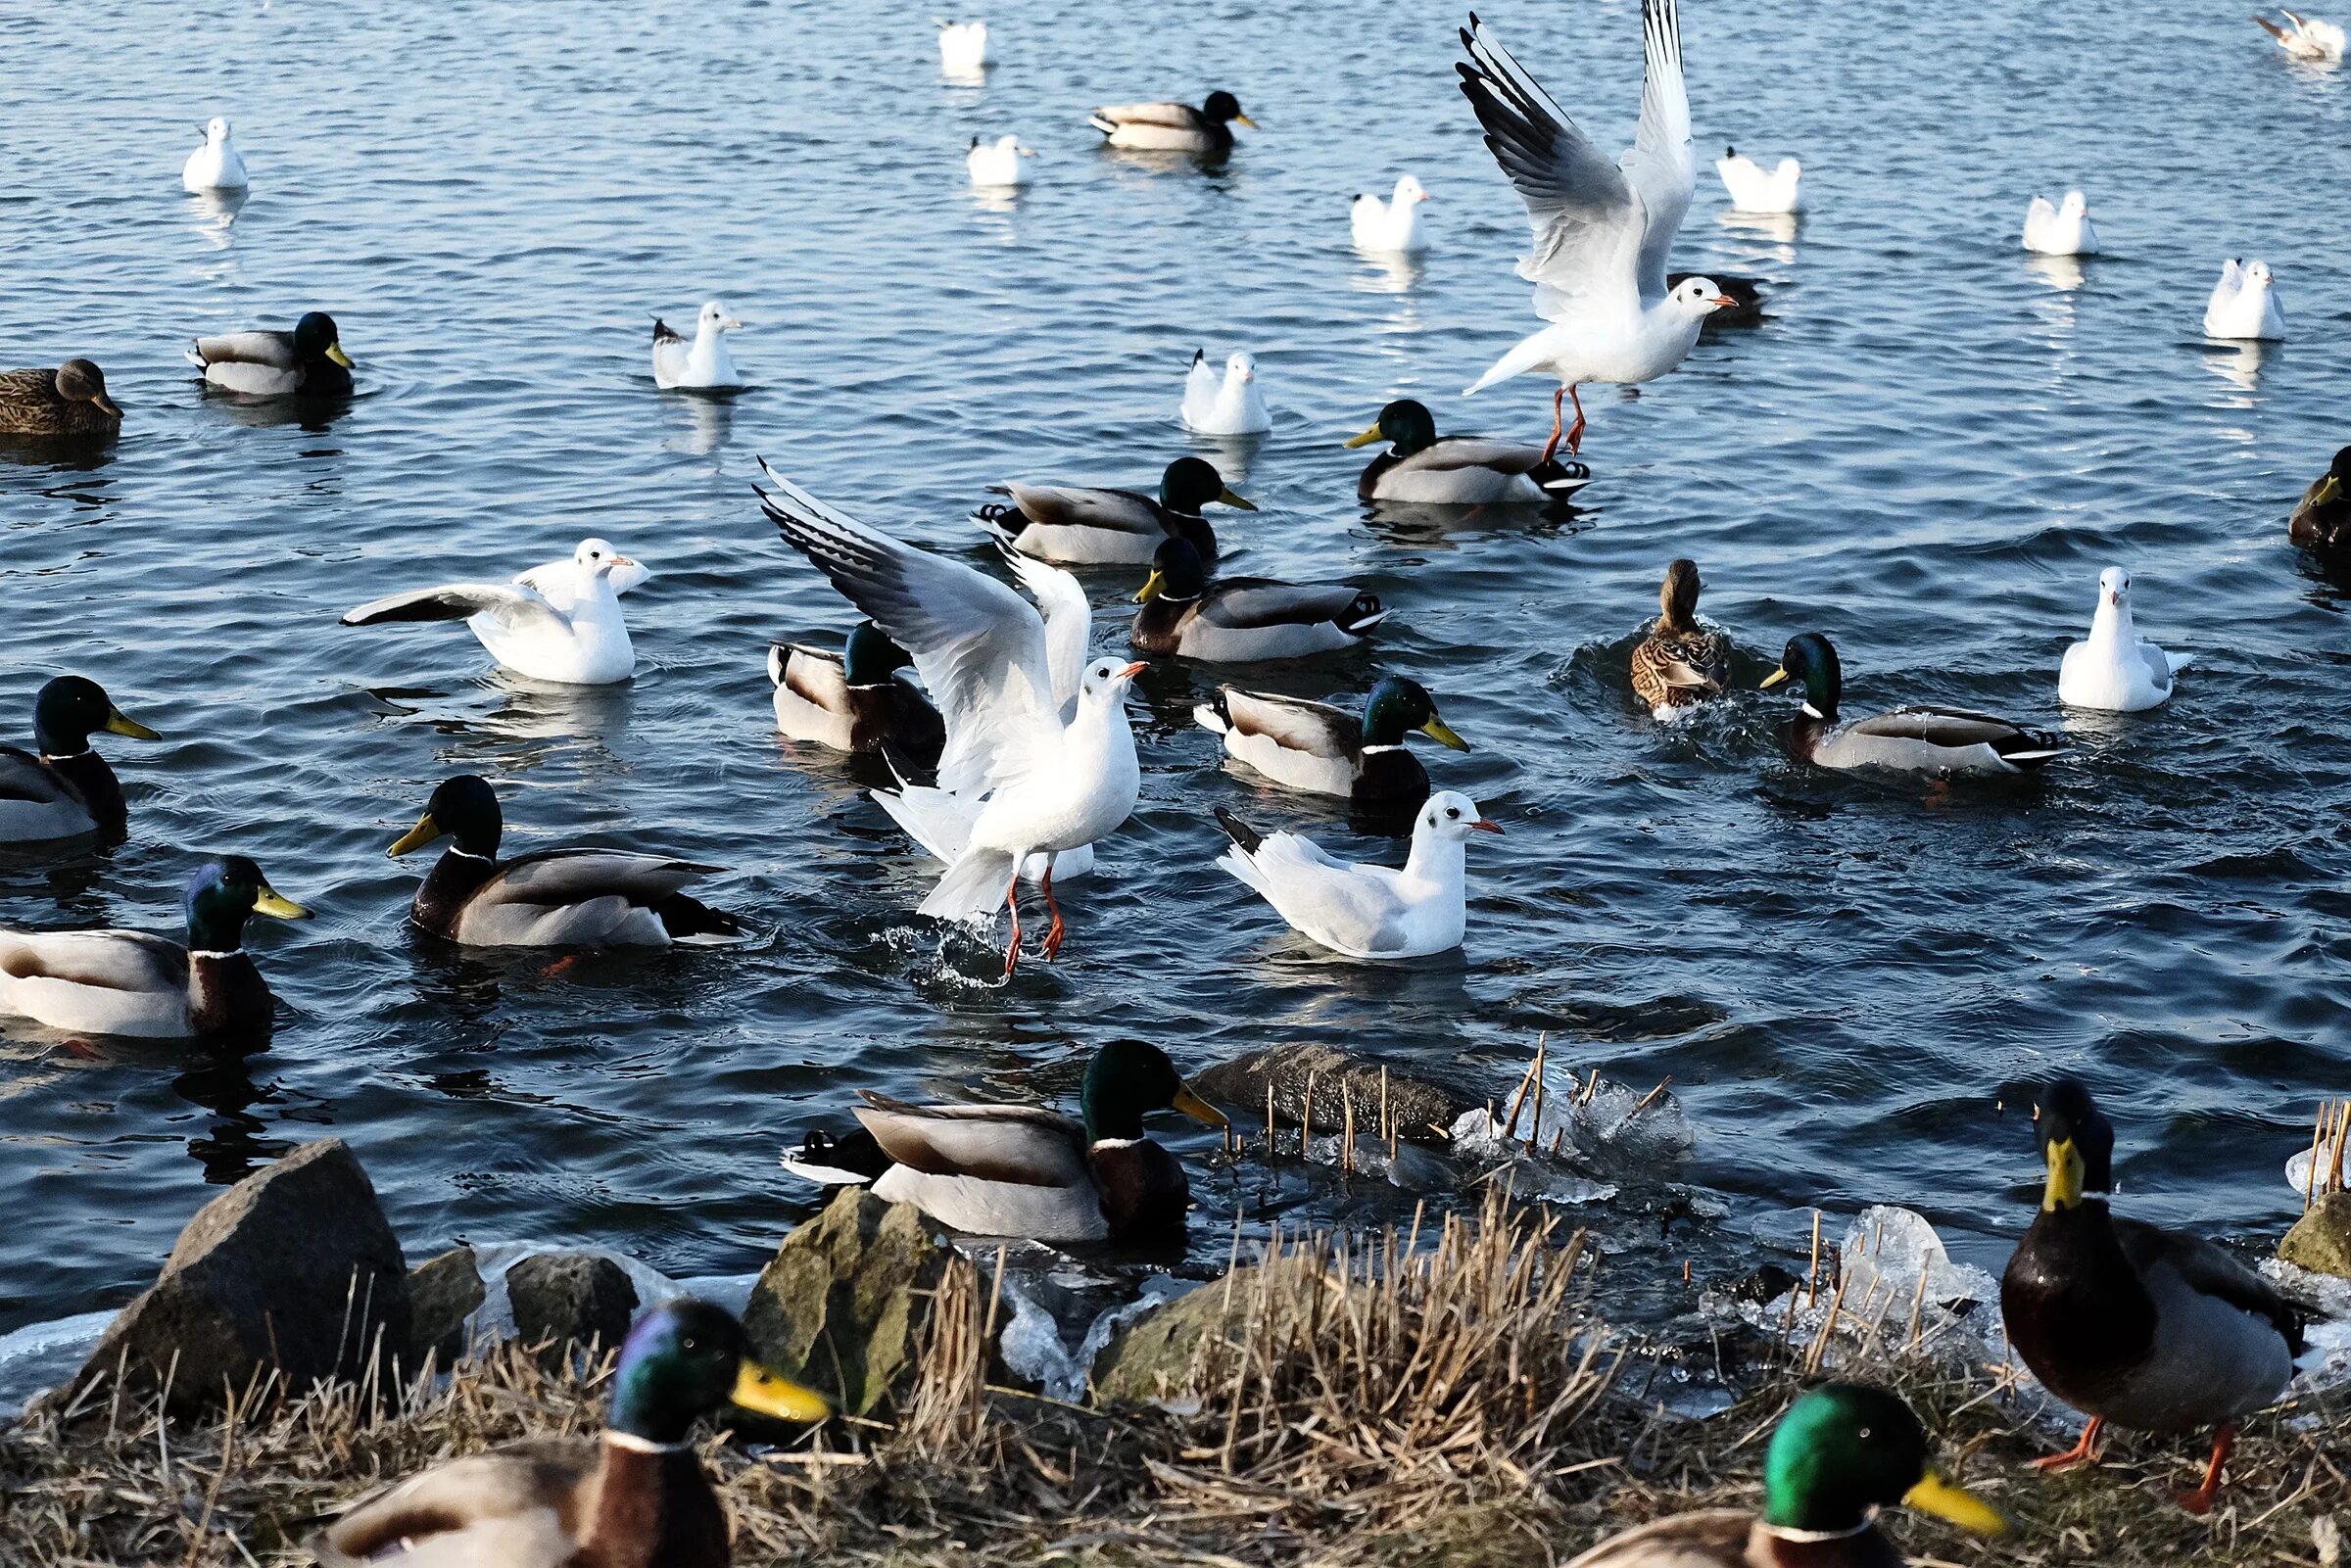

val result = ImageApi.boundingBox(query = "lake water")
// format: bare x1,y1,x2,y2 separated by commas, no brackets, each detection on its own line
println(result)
3,0,2347,1353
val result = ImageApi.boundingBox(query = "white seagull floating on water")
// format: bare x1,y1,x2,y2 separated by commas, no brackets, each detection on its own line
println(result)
1180,349,1271,435
341,538,648,686
182,117,249,192
2254,10,2346,59
2203,259,2286,340
2058,567,2188,713
650,301,745,389
967,134,1034,188
1714,145,1799,213
1456,1,1736,461
938,19,992,71
1216,791,1500,960
2022,190,2098,257
1351,175,1431,253
757,465,1142,974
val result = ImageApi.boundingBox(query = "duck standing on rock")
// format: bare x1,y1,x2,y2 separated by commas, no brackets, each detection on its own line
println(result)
0,676,161,844
1344,399,1590,503
782,1039,1228,1244
1998,1078,2305,1514
0,359,122,439
1561,1383,2005,1566
309,1299,830,1568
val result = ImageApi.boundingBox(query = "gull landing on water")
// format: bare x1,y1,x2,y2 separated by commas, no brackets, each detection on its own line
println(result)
650,302,744,389
341,539,647,686
2253,9,2346,60
1215,791,1500,960
1455,2,1736,462
2058,567,2188,713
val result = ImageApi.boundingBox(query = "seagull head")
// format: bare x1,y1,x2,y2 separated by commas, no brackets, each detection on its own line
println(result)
2244,260,2274,288
1225,351,1257,385
2098,566,2131,609
1079,656,1147,705
2061,190,2089,217
699,300,743,333
573,538,641,580
1417,790,1502,843
205,117,233,145
1669,276,1740,318
1394,174,1429,205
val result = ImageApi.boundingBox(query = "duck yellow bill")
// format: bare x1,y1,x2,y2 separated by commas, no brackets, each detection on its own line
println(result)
1343,421,1385,449
1135,569,1166,603
387,811,444,858
1217,485,1257,511
1232,113,1259,129
1172,1084,1228,1127
1421,716,1470,751
730,1361,833,1424
1759,667,1791,689
253,884,311,921
1901,1470,2009,1536
325,343,356,368
2041,1134,2085,1211
104,707,162,741
2319,475,2344,506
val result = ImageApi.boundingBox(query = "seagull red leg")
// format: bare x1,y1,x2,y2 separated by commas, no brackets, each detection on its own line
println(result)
1564,383,1588,455
1536,384,1567,465
1040,857,1067,961
2176,1425,2234,1515
1001,866,1023,976
2031,1416,2102,1472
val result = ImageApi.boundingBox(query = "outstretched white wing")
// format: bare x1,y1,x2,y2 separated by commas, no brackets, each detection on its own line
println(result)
1619,0,1692,299
997,546,1090,713
341,580,567,635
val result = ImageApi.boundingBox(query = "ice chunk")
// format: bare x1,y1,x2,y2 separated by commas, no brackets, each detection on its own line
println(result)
1444,1076,1694,1177
2286,1136,2346,1198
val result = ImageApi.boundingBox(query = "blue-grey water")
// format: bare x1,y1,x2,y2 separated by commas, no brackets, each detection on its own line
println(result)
2,0,2347,1344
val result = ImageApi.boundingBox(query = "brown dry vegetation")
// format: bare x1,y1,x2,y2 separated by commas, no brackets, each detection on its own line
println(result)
2,1192,2342,1566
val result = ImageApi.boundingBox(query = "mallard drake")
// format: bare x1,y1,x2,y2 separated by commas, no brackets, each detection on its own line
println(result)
0,676,160,843
0,857,307,1039
1631,559,1731,719
1564,1383,2005,1566
341,538,644,686
1760,634,2068,775
1132,538,1385,662
309,1299,829,1568
651,303,744,390
980,456,1253,566
388,775,742,947
769,621,944,765
1089,91,1256,155
188,311,353,397
1194,676,1465,808
1345,399,1590,503
2288,446,2351,555
0,360,122,439
1999,1078,2304,1515
782,1039,1227,1243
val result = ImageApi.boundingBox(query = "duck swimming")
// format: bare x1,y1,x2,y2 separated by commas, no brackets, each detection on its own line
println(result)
1133,538,1386,663
0,360,122,439
982,455,1253,566
1761,633,2068,775
0,857,307,1040
1999,1078,2304,1514
1630,559,1731,719
769,620,944,765
1194,675,1466,810
783,1039,1227,1244
309,1299,829,1568
1347,399,1591,504
2289,446,2351,557
1089,90,1256,155
388,775,742,948
187,311,353,397
0,676,161,844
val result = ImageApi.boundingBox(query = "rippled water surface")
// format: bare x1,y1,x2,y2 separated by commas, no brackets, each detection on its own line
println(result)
3,0,2349,1336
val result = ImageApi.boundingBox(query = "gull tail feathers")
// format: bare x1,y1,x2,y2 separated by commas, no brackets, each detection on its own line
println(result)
920,843,1018,921
872,780,978,865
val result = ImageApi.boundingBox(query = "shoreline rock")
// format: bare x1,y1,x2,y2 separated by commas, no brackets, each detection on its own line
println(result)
742,1187,954,1417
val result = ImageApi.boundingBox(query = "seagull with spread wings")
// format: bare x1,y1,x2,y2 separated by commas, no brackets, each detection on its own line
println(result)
340,539,647,685
756,462,1143,974
1456,1,1734,460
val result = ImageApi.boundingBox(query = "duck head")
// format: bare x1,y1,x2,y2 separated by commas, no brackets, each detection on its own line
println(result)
1080,1039,1227,1144
1667,275,1740,320
294,311,355,369
1364,675,1466,750
1761,1383,2008,1538
606,1299,830,1446
1160,456,1252,517
2034,1077,2116,1210
1761,632,1842,721
1345,399,1436,456
2315,447,2351,508
1136,537,1209,604
1202,90,1256,129
1416,789,1502,842
842,620,916,687
697,300,744,335
54,360,121,422
34,675,158,756
184,855,310,952
389,774,504,860
1659,558,1704,631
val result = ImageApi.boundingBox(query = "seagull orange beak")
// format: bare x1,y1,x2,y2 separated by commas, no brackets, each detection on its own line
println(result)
1470,819,1503,834
1709,294,1739,310
1120,661,1147,679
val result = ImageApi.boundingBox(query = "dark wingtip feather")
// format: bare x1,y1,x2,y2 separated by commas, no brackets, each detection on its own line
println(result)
1214,805,1263,854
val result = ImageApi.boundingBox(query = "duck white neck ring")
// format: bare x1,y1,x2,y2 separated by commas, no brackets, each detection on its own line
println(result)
1758,1520,1873,1544
1360,743,1405,754
188,948,241,961
603,1431,693,1455
442,847,494,863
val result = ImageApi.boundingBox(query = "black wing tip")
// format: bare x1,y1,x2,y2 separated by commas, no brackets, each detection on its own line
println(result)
1214,804,1263,854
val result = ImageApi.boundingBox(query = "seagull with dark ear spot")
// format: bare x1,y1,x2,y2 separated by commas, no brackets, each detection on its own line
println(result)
0,359,123,438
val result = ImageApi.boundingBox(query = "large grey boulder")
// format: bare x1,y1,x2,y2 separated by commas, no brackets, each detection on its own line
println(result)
77,1139,410,1417
407,1246,486,1365
2281,1191,2351,1278
505,1253,639,1359
1091,1256,1324,1405
742,1188,953,1418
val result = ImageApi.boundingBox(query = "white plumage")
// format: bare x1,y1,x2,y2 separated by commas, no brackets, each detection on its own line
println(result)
1714,145,1799,213
650,302,744,390
1179,350,1271,435
1350,175,1430,253
340,538,646,686
2058,567,2188,713
1216,791,1500,960
966,134,1034,188
2254,9,2346,59
2023,190,2098,257
182,117,249,192
938,19,992,71
2203,259,2286,340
